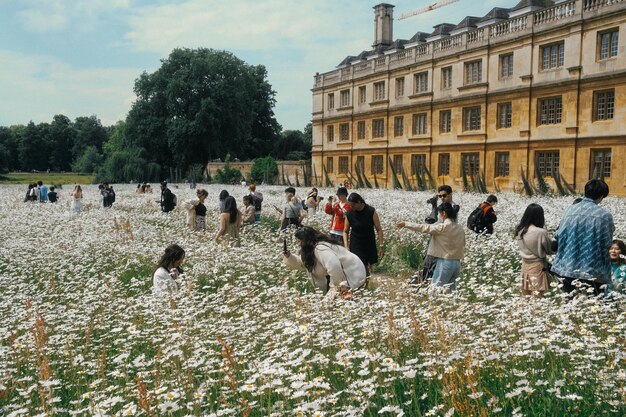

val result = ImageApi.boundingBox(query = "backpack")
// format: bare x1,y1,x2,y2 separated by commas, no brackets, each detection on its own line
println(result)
109,188,116,203
171,193,177,206
467,204,488,232
301,198,308,211
252,195,262,211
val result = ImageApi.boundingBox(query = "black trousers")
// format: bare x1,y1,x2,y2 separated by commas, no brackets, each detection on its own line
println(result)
561,277,605,296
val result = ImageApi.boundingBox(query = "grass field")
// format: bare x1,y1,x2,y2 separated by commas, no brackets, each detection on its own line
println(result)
0,172,94,185
0,183,625,416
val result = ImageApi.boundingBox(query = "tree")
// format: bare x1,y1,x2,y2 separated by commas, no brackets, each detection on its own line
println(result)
214,154,243,184
48,115,76,171
18,121,49,171
72,146,103,173
124,48,281,178
0,127,18,172
73,115,107,160
250,156,278,184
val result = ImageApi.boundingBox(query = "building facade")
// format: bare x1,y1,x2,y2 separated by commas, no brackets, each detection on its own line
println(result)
311,0,626,195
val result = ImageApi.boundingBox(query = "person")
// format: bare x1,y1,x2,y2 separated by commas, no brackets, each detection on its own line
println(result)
153,244,185,296
344,193,384,277
608,239,626,292
515,203,554,297
71,185,83,213
396,202,465,291
183,189,208,231
219,190,229,212
306,188,323,217
145,184,153,193
468,194,498,234
324,187,350,243
552,179,614,296
48,186,58,203
283,226,367,298
241,195,256,225
38,180,48,203
30,183,39,202
24,184,35,202
276,187,303,231
248,184,263,223
101,183,115,208
426,185,460,223
136,184,143,194
215,196,241,245
160,182,176,213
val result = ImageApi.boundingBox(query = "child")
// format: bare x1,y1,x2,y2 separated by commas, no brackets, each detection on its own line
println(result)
48,186,58,203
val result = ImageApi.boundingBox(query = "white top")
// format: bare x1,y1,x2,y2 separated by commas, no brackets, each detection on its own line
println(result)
517,225,553,264
153,267,179,296
284,242,367,293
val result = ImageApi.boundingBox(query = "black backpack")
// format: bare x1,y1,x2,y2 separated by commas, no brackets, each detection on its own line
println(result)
467,204,487,232
252,196,262,211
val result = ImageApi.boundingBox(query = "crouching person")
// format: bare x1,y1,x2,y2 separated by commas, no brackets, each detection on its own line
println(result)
283,226,366,299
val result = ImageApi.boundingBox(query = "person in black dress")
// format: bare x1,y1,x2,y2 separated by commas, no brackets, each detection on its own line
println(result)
343,193,384,276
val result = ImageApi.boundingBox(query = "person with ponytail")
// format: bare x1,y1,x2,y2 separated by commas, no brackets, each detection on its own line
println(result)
283,226,367,298
396,202,465,290
153,244,185,296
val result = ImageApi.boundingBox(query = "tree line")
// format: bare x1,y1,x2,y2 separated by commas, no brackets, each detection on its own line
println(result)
0,48,311,182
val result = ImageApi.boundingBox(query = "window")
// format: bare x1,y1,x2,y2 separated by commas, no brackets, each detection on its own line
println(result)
539,97,562,125
374,81,386,101
328,93,335,109
371,155,384,174
438,153,450,176
495,152,510,177
340,123,350,141
463,107,481,131
338,156,349,174
356,155,365,172
373,119,385,138
440,110,452,133
357,121,366,139
326,156,334,173
412,113,428,135
442,67,452,89
462,153,480,176
541,42,565,70
498,102,512,128
594,90,615,121
393,155,403,173
411,154,426,175
465,60,482,84
327,125,334,142
359,86,367,104
414,72,428,93
396,77,405,97
591,149,612,178
500,54,513,78
535,151,559,177
340,90,350,107
599,29,619,59
394,116,404,137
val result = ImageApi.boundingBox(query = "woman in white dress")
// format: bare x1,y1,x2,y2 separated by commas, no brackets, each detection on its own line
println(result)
71,185,83,212
152,244,185,296
284,226,367,298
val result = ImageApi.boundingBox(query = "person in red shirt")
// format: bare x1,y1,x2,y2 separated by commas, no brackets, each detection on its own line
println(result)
325,187,350,243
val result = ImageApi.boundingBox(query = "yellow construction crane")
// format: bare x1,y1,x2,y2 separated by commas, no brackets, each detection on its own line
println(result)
398,0,461,20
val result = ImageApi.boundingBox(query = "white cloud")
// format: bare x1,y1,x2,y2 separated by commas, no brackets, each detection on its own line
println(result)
0,49,138,126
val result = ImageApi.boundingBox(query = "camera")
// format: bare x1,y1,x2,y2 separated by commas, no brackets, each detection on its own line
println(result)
426,196,438,206
425,197,438,224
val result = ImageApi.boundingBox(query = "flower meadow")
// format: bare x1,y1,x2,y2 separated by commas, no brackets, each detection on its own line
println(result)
1,184,625,417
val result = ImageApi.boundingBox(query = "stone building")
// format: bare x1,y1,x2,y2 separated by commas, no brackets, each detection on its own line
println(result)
311,0,626,195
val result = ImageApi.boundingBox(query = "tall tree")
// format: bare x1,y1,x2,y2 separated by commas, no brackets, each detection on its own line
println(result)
73,115,107,160
48,114,76,171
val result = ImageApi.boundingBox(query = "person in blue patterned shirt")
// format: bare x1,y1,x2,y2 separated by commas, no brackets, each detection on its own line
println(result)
552,179,614,296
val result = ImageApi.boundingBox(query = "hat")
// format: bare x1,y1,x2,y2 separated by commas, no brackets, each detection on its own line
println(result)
336,187,348,196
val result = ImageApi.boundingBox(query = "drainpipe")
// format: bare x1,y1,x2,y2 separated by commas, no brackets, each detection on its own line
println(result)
572,5,584,191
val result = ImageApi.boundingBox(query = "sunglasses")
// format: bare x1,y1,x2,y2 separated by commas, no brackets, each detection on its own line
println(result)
438,194,448,198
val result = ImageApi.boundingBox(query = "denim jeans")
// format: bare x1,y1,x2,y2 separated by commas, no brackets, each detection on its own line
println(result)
431,259,461,291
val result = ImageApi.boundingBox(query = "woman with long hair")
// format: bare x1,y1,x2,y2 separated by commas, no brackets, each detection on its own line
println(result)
284,226,367,297
153,244,185,296
515,203,554,297
396,202,465,290
241,195,256,225
219,190,229,212
215,195,241,245
183,189,208,231
344,192,384,277
71,185,83,213
609,239,626,291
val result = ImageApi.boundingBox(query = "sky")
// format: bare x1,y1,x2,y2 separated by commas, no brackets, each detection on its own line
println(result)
0,0,505,131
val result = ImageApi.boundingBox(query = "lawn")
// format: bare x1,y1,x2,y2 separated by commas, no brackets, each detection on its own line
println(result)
0,183,624,417
0,172,94,185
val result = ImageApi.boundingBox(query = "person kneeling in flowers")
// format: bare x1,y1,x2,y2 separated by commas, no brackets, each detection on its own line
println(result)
283,226,367,298
396,202,465,291
153,244,185,296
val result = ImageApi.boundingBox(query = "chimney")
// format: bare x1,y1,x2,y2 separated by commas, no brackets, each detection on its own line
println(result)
373,3,394,48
